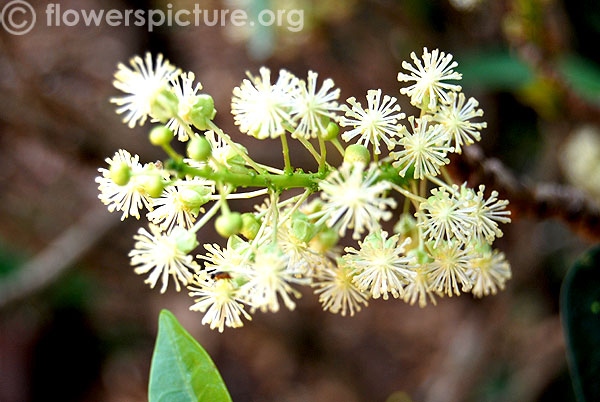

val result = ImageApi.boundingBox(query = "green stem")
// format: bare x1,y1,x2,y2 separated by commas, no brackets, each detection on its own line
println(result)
331,138,345,157
161,143,183,163
318,136,327,173
280,132,292,173
296,136,321,164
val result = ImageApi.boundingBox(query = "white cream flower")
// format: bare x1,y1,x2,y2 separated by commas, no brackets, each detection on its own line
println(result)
188,273,252,332
147,179,212,231
469,247,512,298
241,245,302,312
96,149,154,220
129,225,199,293
398,48,462,110
313,259,369,316
166,72,203,141
345,230,413,300
231,67,299,139
340,89,405,154
319,163,397,239
427,241,473,296
432,92,487,153
199,236,252,275
290,71,340,139
467,185,511,243
417,186,476,246
111,53,180,128
391,116,453,179
402,266,437,308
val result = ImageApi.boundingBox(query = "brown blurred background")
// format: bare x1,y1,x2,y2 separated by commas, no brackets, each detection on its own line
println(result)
1,0,599,401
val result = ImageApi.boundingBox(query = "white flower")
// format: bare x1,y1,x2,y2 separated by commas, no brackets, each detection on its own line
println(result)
231,67,299,139
96,149,153,220
129,225,199,293
468,185,511,243
427,241,473,296
402,267,437,308
340,89,405,154
111,53,180,128
432,92,487,153
166,72,203,141
290,71,340,139
199,236,252,275
469,247,512,298
345,230,413,300
147,179,212,231
391,116,453,179
417,186,476,246
319,163,397,239
398,48,462,110
313,259,369,316
188,273,252,332
241,245,302,312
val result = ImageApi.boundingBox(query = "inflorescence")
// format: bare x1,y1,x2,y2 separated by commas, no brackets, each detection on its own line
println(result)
97,47,511,332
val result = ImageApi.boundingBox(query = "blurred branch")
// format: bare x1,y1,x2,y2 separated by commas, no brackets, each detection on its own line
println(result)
0,206,116,309
448,146,600,242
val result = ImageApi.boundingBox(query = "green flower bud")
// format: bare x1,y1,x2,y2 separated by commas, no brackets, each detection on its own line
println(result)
179,187,210,213
109,162,131,186
189,94,216,131
150,88,179,122
394,213,417,236
311,228,339,253
407,247,432,265
171,226,198,254
149,126,173,146
240,213,260,240
291,218,316,243
215,212,243,238
344,144,371,165
322,121,340,141
142,175,165,198
187,136,212,162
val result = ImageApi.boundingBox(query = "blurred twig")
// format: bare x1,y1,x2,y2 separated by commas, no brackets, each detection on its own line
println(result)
448,146,600,242
0,206,116,308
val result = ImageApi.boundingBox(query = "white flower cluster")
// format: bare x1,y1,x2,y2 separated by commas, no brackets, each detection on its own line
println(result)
97,49,511,333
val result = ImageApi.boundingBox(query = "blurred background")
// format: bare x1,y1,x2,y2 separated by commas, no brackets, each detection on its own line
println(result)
1,0,600,401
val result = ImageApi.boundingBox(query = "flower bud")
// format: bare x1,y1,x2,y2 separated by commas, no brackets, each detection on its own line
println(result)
150,88,179,122
322,121,340,141
109,162,131,186
344,144,371,165
240,213,260,240
180,187,210,213
291,218,316,243
149,126,173,146
171,226,198,254
215,212,243,238
142,175,165,198
187,136,212,162
311,228,339,253
407,247,432,265
189,94,216,131
394,213,417,236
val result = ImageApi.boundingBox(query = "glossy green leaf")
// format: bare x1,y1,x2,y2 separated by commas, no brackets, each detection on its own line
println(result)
560,246,600,402
149,310,232,402
558,55,600,105
458,49,534,91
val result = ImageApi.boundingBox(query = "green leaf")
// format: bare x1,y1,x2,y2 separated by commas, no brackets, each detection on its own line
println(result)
458,49,535,91
149,310,232,402
558,55,600,105
560,246,600,402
